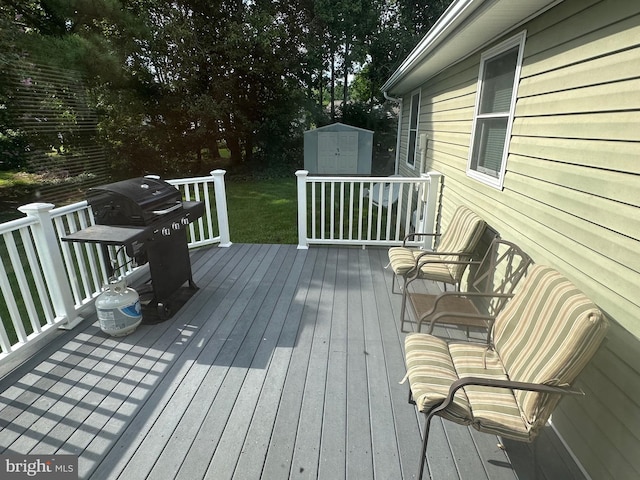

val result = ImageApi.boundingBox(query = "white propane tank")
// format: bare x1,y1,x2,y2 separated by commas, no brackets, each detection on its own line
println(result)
95,277,142,337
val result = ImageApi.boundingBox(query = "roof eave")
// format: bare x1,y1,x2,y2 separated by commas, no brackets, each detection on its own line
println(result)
381,0,564,96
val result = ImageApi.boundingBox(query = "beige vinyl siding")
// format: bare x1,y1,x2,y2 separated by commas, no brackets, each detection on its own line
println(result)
394,0,640,478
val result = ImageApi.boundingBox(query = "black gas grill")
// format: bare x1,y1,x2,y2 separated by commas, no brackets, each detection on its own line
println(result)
63,176,205,321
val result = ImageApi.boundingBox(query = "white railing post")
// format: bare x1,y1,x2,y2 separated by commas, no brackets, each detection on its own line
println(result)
211,169,232,247
296,170,309,249
421,171,442,250
17,203,83,329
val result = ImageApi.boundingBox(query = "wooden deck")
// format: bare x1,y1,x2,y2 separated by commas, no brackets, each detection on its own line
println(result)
0,244,586,480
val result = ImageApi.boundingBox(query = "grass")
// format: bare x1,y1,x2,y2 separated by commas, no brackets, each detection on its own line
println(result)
0,171,44,188
224,177,298,244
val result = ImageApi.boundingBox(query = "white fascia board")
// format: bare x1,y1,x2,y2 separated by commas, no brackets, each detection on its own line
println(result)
382,0,563,95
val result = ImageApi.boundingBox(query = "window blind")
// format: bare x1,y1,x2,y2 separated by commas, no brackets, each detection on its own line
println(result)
3,60,109,205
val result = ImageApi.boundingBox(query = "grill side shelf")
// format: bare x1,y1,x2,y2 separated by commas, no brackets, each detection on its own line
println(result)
61,225,147,245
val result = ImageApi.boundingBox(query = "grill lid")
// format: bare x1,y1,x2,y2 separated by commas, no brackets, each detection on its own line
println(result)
87,176,182,226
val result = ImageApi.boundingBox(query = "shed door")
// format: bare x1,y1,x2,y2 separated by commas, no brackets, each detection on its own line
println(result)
317,132,358,174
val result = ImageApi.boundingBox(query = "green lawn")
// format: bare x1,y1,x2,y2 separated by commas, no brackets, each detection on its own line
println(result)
224,177,298,244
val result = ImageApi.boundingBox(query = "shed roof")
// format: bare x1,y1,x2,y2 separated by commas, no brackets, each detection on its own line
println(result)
304,122,374,135
381,0,563,95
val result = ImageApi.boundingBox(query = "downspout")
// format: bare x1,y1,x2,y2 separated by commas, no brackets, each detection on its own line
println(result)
384,91,402,175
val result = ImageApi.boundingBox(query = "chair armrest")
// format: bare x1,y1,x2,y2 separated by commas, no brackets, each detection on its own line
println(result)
419,311,495,333
424,288,514,304
426,291,514,309
415,250,478,268
429,376,584,418
407,258,480,282
453,376,583,398
402,232,441,246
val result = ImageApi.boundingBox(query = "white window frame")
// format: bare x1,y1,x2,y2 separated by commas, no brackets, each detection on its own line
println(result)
467,31,526,189
406,89,421,169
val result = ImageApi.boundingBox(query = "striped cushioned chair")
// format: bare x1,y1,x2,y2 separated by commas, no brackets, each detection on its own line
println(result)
388,205,486,331
403,264,609,480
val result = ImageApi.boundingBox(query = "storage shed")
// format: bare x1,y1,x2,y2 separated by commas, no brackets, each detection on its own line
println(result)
303,122,373,175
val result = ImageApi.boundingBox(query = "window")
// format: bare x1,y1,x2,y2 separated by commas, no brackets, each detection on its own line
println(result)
467,32,526,189
406,90,420,168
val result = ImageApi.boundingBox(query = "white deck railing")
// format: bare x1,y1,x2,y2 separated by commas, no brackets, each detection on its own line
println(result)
296,170,442,249
0,170,230,363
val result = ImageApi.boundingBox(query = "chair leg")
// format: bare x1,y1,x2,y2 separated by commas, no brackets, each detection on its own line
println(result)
533,436,539,480
418,411,435,480
400,278,410,332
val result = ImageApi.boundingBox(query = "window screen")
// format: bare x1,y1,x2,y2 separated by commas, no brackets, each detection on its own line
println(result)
467,33,525,188
407,91,420,167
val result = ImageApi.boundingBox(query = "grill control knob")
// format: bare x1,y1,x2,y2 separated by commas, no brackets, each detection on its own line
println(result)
161,227,171,236
172,222,180,230
181,217,189,225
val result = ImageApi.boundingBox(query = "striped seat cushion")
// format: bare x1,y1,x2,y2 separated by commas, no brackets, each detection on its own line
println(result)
404,334,471,424
436,206,486,282
387,205,485,283
387,248,456,283
449,343,530,441
492,265,609,430
405,334,531,441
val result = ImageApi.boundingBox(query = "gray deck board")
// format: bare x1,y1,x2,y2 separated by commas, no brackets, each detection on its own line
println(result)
0,244,586,480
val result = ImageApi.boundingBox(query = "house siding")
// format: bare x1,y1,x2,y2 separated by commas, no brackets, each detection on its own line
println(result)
394,0,640,478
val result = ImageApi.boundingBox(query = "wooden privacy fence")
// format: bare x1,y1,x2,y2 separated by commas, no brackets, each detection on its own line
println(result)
0,171,230,363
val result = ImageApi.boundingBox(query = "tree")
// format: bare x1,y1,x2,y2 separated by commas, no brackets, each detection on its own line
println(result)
0,0,146,177
1,0,454,179
365,0,452,104
92,0,313,173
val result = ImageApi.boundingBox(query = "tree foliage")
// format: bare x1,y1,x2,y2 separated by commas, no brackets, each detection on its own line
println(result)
1,0,452,178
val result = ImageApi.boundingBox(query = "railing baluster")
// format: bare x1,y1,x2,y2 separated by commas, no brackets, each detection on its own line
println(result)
405,182,415,235
19,228,55,324
203,180,214,246
0,308,12,354
348,182,355,241
339,182,345,240
330,181,336,240
358,181,364,241
320,181,326,240
311,181,316,241
367,181,374,241
77,209,102,294
4,232,41,334
395,183,404,241
375,181,383,240
295,170,439,247
384,181,393,241
194,182,205,244
0,246,29,343
184,183,197,244
53,215,82,305
67,213,92,301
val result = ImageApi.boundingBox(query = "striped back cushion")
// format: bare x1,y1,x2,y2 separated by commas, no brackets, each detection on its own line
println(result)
436,206,486,282
492,265,608,427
